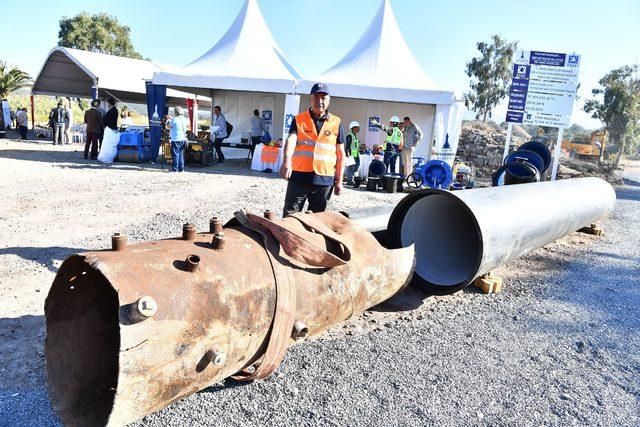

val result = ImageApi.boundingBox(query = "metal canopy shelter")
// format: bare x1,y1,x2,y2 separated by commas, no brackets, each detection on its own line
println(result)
32,47,210,107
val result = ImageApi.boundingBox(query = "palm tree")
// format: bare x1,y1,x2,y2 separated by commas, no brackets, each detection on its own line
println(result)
0,61,33,98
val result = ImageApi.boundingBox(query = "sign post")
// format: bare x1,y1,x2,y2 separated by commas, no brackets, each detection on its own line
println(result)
505,50,581,180
550,127,564,181
502,122,513,161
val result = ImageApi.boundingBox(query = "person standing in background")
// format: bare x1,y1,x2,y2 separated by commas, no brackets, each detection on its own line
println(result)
169,106,189,173
97,99,106,150
64,100,73,145
401,116,423,176
381,116,403,174
250,109,267,156
211,105,227,163
84,99,103,160
16,107,28,140
50,100,68,145
103,97,118,131
344,121,361,185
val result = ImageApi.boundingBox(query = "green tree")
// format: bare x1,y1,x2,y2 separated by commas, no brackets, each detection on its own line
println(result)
58,12,143,59
465,35,517,122
584,65,640,167
0,62,33,98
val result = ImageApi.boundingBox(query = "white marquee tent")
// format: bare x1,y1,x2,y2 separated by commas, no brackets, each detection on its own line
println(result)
152,0,301,150
32,47,207,106
296,0,464,159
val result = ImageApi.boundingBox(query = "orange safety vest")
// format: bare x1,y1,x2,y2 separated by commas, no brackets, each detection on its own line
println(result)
291,111,341,177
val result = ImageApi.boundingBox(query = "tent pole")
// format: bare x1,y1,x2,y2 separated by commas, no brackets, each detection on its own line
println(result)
30,94,35,130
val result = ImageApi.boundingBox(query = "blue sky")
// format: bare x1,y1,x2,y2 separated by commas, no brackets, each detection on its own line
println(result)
2,0,639,127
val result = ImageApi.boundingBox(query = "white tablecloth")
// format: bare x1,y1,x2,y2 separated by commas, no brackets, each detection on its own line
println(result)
251,144,283,172
358,154,375,177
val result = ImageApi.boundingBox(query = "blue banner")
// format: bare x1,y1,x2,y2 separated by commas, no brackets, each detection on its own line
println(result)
530,51,566,66
146,82,167,162
506,111,524,123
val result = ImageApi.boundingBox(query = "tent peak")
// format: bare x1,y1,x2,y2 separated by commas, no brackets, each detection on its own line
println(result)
314,0,437,91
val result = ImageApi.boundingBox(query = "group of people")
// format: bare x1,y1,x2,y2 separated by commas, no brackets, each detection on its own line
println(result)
82,97,119,159
342,115,424,185
167,105,269,173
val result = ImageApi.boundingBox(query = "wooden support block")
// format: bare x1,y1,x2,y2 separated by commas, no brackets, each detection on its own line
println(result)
578,223,604,236
472,272,503,294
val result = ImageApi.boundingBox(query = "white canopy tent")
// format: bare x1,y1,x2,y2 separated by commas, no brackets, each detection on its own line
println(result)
296,0,463,160
152,0,301,154
32,47,208,107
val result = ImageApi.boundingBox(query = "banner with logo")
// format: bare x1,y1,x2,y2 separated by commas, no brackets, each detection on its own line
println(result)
432,102,464,166
145,82,167,161
259,96,274,132
282,94,300,141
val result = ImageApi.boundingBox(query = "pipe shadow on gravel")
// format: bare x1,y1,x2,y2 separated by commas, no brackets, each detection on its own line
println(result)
0,246,85,273
615,186,640,201
0,314,61,426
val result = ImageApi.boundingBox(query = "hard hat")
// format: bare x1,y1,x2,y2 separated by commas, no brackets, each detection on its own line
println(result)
390,116,400,123
349,121,360,129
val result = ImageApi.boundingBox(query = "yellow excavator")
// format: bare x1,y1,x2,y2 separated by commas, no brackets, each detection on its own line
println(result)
562,131,607,164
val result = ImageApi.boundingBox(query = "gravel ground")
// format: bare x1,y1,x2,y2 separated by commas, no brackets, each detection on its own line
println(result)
0,140,638,426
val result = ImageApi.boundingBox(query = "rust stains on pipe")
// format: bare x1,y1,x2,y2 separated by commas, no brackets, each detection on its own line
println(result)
44,211,414,426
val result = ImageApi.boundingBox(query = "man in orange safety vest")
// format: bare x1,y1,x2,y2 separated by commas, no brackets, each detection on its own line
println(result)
280,82,345,217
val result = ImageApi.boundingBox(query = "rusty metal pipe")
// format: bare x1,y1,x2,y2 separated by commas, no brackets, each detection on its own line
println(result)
45,212,414,426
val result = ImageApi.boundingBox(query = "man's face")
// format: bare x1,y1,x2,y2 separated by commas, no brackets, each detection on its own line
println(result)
353,126,360,134
404,118,411,125
310,93,330,115
214,108,221,115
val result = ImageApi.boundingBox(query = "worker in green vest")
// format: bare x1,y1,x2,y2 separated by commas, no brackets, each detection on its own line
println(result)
345,121,361,185
382,116,403,174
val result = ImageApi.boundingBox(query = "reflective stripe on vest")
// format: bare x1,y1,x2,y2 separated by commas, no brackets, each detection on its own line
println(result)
291,111,341,177
348,132,359,157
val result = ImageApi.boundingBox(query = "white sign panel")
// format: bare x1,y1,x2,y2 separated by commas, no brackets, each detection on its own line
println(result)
1,100,11,131
506,50,581,128
282,94,300,142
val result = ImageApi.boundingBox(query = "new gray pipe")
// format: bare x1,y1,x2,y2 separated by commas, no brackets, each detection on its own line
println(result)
385,177,616,294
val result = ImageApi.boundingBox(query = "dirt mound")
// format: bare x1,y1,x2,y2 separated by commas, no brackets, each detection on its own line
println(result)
456,121,530,178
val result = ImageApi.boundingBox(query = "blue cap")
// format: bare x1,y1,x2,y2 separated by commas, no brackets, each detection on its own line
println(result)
310,82,330,95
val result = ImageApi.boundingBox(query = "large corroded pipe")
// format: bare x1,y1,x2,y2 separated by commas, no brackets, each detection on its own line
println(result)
45,211,414,426
386,177,616,294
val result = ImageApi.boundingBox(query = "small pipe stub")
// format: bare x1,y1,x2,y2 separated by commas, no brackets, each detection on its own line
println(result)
111,233,127,251
212,232,225,250
185,254,200,272
183,223,196,241
210,217,222,234
264,210,276,221
291,320,309,342
136,296,158,319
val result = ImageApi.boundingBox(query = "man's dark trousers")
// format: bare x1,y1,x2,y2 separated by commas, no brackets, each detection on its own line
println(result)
213,138,225,162
250,136,261,156
85,132,99,159
384,150,398,174
171,140,186,172
283,181,332,217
